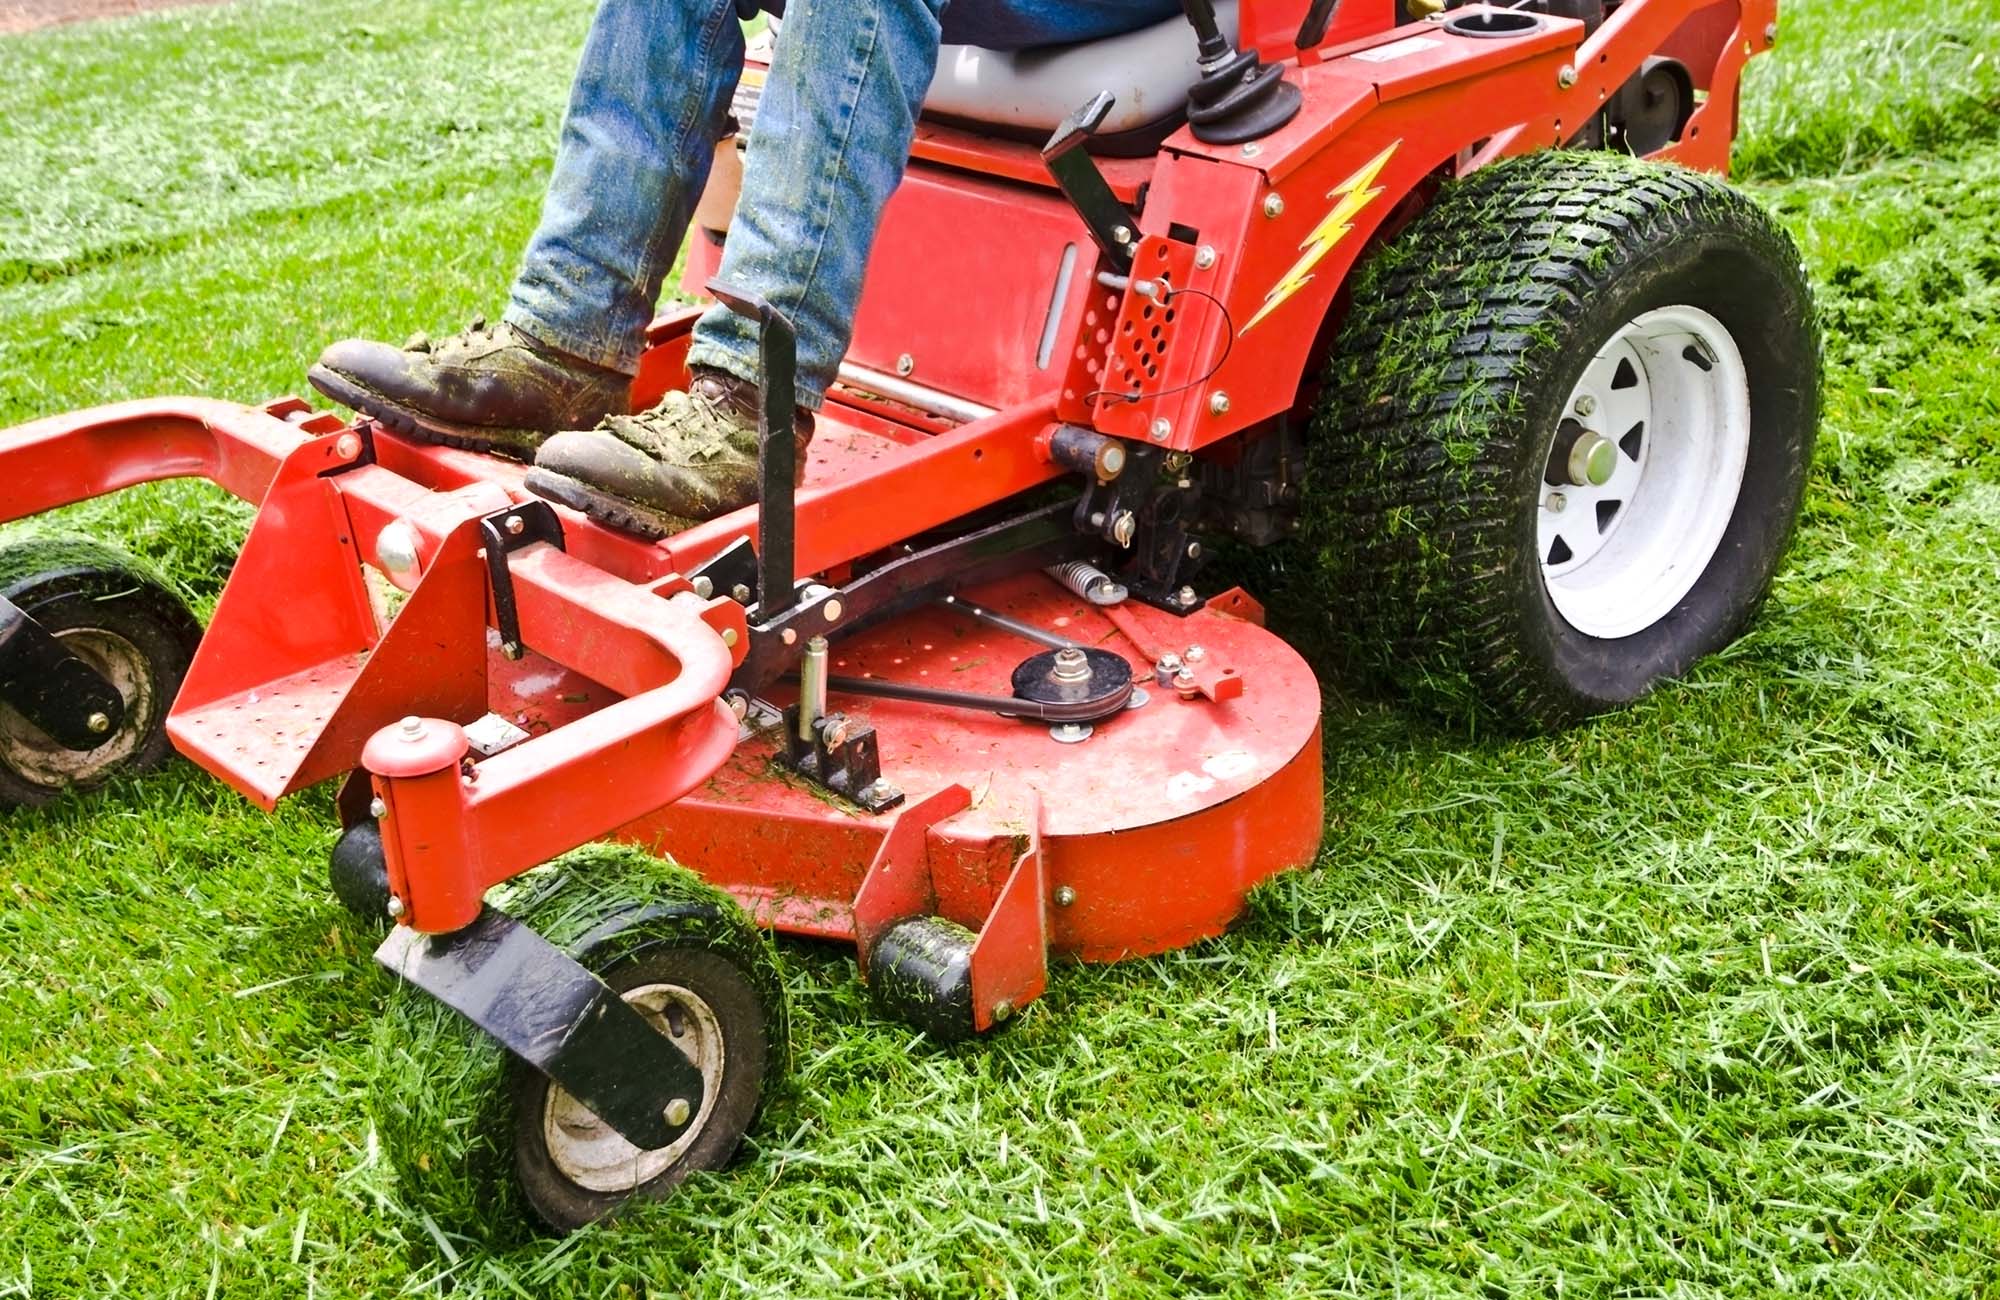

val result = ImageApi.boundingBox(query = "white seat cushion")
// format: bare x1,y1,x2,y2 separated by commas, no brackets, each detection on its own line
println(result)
922,4,1236,135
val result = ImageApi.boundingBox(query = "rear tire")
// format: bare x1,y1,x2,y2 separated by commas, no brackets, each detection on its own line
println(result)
0,537,202,805
1305,152,1819,729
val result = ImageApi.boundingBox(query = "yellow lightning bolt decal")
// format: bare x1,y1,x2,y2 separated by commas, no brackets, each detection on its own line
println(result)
1239,141,1401,336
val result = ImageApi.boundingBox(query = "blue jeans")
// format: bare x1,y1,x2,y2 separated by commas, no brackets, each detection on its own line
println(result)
503,0,1178,410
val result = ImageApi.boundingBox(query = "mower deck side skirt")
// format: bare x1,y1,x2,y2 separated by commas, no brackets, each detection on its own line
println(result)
376,905,702,1152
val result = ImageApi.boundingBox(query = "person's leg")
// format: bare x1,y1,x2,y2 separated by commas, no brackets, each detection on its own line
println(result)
308,0,746,458
683,0,948,410
504,0,748,373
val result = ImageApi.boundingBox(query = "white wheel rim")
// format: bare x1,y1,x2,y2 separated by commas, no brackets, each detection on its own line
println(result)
1538,304,1751,640
0,626,153,789
542,981,725,1194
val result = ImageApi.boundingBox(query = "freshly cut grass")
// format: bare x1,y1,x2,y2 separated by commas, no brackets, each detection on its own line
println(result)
2,0,1999,1295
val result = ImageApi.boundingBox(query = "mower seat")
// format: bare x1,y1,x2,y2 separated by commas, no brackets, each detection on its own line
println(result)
923,3,1239,137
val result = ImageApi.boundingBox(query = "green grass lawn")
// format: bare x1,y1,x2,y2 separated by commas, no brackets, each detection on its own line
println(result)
3,0,2000,1294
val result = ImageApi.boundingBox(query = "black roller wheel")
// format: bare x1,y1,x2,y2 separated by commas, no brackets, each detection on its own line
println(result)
1305,151,1820,729
369,844,787,1241
0,537,202,805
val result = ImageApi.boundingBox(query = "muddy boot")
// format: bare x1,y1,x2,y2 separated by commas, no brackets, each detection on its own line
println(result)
307,318,630,461
525,367,814,539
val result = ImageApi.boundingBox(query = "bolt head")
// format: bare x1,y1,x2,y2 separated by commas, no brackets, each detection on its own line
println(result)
1149,417,1172,443
504,514,525,536
1764,20,1778,41
1569,433,1618,488
664,1097,693,1127
1208,391,1231,416
398,715,426,740
896,352,915,376
1241,142,1262,157
1193,245,1218,270
1573,394,1597,417
1184,645,1207,664
823,598,844,622
781,627,798,646
1186,541,1202,559
1177,586,1198,606
1112,224,1135,245
1263,193,1285,218
721,626,739,648
1054,885,1078,907
1546,491,1568,514
369,797,387,819
1558,64,1578,89
386,895,406,919
333,432,363,461
374,520,423,592
1110,511,1137,547
692,575,714,599
86,711,111,735
730,583,752,604
991,999,1015,1023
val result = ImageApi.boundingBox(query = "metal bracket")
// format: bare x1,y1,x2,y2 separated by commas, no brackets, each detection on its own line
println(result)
781,706,904,813
376,905,705,1152
0,594,125,750
479,501,566,660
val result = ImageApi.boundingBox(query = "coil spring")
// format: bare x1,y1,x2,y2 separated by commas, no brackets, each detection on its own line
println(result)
1045,560,1128,606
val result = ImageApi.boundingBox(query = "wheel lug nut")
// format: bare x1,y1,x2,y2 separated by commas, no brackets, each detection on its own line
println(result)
1546,492,1568,514
1574,394,1597,417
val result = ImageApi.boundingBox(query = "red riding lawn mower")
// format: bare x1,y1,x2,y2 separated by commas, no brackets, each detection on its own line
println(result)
0,0,1816,1232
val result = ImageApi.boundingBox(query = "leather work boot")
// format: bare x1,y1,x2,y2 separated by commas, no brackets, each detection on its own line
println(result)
525,367,813,540
307,318,630,461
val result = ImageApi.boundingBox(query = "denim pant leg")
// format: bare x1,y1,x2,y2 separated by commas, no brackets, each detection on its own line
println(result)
685,0,948,410
503,0,746,374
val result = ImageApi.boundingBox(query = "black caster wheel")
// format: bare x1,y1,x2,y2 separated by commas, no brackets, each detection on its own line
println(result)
868,915,979,1043
369,844,788,1239
0,537,202,806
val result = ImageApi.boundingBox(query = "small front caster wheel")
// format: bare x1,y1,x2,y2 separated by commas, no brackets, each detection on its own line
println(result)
0,537,202,806
371,845,788,1240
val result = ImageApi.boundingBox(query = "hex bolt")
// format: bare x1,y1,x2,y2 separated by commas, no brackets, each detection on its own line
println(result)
398,715,426,741
991,999,1015,1023
1177,586,1198,606
1241,142,1262,158
1546,491,1569,514
731,583,752,604
1051,647,1093,683
86,711,111,734
692,575,714,599
1209,391,1231,416
1149,418,1172,443
386,895,406,919
896,352,916,376
1558,64,1578,89
1184,645,1207,664
1573,394,1597,417
504,514,525,536
1263,193,1285,218
1054,885,1078,907
1112,224,1135,245
369,797,388,819
663,1098,692,1127
1194,245,1218,270
1155,652,1183,685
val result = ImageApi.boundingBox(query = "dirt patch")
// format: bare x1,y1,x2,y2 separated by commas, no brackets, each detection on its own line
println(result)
1,0,227,35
